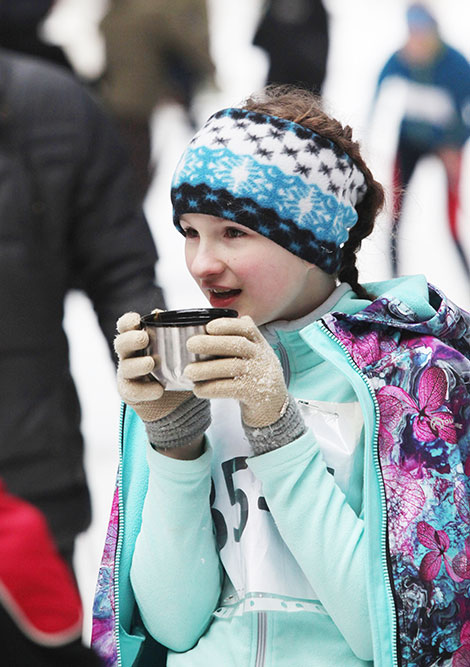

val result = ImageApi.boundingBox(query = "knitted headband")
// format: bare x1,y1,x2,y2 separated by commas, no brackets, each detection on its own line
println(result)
171,108,367,274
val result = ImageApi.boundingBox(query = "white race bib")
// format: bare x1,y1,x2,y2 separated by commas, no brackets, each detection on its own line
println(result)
208,398,363,617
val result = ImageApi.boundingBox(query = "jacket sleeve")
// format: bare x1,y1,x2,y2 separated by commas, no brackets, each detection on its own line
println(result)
130,443,222,652
66,87,165,355
376,52,405,90
446,48,470,144
248,428,373,661
369,52,406,114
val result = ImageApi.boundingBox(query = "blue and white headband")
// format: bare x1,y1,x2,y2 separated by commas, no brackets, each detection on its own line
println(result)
171,108,367,274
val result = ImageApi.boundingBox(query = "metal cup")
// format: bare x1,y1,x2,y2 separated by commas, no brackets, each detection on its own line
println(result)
140,308,238,390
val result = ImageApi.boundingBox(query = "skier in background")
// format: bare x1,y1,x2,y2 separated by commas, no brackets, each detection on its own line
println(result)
373,2,470,277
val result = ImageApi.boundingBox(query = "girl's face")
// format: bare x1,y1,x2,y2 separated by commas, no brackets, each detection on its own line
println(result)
180,213,336,326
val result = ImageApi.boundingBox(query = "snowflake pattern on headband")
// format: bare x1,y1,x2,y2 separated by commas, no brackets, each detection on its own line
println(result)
171,108,367,274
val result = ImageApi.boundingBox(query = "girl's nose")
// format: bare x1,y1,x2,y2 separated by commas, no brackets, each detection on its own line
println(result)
189,243,225,279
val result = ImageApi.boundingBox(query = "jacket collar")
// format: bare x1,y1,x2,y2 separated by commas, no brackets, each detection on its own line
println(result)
261,274,469,346
324,275,470,343
260,283,363,344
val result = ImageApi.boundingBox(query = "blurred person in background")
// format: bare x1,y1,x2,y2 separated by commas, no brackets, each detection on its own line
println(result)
99,0,216,200
0,480,103,665
372,2,470,278
253,0,330,94
0,0,74,72
0,47,165,574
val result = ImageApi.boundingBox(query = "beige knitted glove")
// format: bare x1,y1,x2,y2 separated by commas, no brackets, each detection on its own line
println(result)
115,311,191,422
115,311,211,452
185,316,289,428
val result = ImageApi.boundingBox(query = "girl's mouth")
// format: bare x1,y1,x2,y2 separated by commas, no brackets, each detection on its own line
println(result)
207,287,241,307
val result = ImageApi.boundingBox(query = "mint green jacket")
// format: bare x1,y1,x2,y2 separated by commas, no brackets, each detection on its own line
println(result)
92,276,470,666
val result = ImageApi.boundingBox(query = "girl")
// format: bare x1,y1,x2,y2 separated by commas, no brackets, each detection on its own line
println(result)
92,86,470,666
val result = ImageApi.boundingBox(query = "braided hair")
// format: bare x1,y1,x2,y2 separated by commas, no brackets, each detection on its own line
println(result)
242,85,385,300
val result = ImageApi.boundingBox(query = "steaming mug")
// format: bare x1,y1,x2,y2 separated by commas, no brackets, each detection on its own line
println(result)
140,308,238,390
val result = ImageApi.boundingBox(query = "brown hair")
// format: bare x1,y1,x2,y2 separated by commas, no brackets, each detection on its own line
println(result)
242,85,385,301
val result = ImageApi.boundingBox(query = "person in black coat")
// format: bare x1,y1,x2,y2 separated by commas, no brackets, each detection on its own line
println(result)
253,0,330,94
0,0,73,72
0,48,166,570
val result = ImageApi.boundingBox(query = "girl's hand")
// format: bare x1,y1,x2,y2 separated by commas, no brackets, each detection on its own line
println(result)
115,311,191,422
185,316,288,428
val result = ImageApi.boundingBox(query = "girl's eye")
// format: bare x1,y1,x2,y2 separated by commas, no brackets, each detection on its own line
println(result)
182,227,198,238
225,227,246,238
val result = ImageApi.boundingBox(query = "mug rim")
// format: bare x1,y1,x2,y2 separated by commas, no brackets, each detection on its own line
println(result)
140,307,238,327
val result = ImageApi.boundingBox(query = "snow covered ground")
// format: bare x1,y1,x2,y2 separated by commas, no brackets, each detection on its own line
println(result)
42,0,470,639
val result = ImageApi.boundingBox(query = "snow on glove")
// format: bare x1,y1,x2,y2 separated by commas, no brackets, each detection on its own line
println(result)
115,312,210,449
185,316,306,454
185,316,290,428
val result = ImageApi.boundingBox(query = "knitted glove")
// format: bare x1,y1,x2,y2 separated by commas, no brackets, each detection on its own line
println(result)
115,312,210,449
185,316,306,454
185,315,287,426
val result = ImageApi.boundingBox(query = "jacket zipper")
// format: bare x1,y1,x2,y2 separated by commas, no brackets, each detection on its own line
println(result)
255,612,267,667
112,327,397,664
315,321,399,667
114,401,126,667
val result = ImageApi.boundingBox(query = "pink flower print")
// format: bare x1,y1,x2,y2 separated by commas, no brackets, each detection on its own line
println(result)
452,537,470,580
377,367,457,444
382,465,425,548
453,621,470,666
455,480,470,526
454,646,470,667
431,476,451,504
377,388,407,456
461,621,470,647
350,331,381,366
101,486,119,567
417,521,462,582
335,329,397,368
